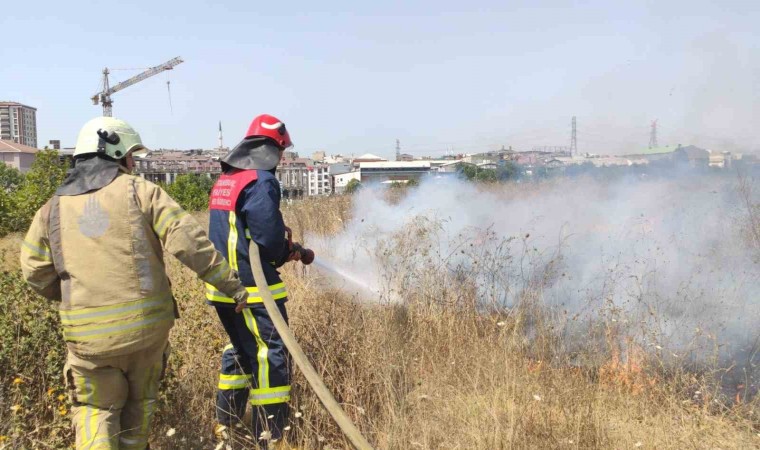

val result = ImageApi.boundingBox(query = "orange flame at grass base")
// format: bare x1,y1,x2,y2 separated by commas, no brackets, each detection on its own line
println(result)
598,336,657,394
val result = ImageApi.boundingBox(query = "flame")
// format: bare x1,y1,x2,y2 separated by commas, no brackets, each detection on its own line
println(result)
598,333,655,394
735,383,745,405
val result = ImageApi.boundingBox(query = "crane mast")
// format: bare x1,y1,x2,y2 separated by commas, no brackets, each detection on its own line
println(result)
92,56,184,116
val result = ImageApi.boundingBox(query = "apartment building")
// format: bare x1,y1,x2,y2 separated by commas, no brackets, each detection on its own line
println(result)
0,102,37,148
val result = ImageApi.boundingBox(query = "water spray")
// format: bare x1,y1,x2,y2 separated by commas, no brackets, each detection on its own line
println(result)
312,257,382,297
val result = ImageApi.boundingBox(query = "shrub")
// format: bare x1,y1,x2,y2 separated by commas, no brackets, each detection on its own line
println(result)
163,174,217,211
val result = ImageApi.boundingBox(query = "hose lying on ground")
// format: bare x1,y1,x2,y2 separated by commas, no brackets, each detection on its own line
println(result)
247,241,374,450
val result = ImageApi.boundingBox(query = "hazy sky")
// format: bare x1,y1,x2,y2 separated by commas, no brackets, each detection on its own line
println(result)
2,1,758,158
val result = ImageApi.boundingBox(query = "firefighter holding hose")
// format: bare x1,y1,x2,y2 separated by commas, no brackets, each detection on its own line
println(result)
206,114,312,444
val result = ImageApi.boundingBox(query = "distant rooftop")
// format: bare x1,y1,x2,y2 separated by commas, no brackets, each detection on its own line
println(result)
354,153,386,161
631,145,680,155
0,101,37,110
0,139,39,154
360,161,431,169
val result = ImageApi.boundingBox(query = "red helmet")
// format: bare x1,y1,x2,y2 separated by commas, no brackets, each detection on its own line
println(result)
245,114,293,149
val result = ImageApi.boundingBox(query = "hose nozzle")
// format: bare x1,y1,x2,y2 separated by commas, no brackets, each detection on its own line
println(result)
292,243,315,265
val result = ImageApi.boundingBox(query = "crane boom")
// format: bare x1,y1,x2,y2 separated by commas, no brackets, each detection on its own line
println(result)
91,56,184,116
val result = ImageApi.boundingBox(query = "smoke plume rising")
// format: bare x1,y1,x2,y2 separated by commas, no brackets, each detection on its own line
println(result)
311,174,759,379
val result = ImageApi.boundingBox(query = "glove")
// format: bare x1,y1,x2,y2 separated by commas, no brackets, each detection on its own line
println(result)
231,286,248,313
286,245,302,262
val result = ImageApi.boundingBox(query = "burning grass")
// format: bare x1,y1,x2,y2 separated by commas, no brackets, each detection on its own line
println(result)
0,177,759,449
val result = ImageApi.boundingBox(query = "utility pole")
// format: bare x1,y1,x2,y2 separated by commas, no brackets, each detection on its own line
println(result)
570,116,578,156
395,138,401,161
649,120,658,148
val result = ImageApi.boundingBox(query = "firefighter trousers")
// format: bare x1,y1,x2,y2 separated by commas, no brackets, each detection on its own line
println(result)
63,336,170,450
215,303,291,440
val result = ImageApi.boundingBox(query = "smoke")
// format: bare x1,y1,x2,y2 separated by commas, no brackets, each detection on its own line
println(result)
311,174,759,373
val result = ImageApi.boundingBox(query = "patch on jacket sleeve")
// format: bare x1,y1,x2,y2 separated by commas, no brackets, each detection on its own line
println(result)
209,170,259,211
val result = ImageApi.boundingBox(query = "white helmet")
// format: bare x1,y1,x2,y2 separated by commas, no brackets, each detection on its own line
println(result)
74,117,148,160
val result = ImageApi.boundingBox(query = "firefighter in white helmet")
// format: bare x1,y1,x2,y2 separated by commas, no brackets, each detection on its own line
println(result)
19,117,249,449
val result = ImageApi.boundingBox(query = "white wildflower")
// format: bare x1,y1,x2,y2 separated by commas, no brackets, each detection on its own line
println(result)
496,321,506,327
283,426,292,431
267,414,274,419
634,442,643,448
533,394,542,401
166,428,176,437
294,411,303,418
259,430,272,441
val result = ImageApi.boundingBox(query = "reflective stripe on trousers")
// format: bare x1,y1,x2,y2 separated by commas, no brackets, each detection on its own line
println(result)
215,305,291,426
64,339,169,450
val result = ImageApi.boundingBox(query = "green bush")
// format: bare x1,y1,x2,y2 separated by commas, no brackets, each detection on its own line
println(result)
345,178,362,194
162,174,216,211
0,163,23,192
1,151,67,236
0,271,70,446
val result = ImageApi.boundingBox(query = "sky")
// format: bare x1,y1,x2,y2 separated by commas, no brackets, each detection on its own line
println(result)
2,1,759,159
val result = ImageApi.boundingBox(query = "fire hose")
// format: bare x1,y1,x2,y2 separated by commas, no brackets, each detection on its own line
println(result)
245,238,374,450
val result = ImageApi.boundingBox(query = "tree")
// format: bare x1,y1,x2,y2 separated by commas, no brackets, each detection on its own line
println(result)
0,163,23,192
459,163,478,181
458,163,497,183
344,178,362,194
8,150,67,232
164,174,217,211
0,188,13,236
497,161,519,181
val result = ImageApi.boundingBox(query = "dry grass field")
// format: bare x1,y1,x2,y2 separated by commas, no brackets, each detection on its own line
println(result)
1,179,758,449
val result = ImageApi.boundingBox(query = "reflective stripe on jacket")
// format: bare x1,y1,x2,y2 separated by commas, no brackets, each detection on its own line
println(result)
207,169,290,308
20,170,245,357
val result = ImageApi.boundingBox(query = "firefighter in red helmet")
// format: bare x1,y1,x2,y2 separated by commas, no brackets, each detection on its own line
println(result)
206,114,306,445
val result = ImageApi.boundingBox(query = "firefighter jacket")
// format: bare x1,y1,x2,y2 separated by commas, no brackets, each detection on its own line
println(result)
206,168,290,307
20,168,246,357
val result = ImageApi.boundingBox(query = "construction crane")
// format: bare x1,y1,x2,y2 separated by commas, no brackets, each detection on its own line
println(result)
91,56,184,116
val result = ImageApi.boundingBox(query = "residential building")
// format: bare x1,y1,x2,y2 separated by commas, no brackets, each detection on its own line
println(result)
0,139,39,173
333,171,361,194
277,155,309,198
134,150,220,184
307,164,331,196
709,151,732,169
0,102,37,148
324,154,348,164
